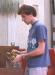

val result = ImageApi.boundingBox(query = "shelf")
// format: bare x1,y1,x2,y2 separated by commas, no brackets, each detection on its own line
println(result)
52,41,55,45
52,28,55,32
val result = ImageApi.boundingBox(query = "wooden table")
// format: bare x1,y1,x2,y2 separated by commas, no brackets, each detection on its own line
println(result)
0,68,23,75
0,46,27,75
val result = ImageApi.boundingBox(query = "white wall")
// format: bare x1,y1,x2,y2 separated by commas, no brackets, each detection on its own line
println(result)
44,0,51,48
0,15,8,45
8,14,29,48
8,14,17,45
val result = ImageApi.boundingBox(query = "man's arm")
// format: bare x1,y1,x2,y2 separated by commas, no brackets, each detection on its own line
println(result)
24,40,45,58
13,40,45,62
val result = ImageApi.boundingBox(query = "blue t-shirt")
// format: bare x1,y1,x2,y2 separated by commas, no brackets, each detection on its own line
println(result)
27,20,50,68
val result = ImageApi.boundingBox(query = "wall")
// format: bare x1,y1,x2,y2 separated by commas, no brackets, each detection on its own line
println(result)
0,15,8,45
8,14,29,48
44,0,51,48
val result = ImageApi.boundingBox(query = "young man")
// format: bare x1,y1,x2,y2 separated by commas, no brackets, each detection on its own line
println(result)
14,4,50,75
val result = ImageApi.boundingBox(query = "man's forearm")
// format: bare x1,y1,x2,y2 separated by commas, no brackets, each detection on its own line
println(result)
22,48,44,59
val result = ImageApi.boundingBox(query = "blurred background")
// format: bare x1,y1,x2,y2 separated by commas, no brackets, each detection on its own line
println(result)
0,0,55,49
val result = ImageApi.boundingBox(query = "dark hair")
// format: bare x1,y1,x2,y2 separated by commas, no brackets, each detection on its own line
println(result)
18,4,37,17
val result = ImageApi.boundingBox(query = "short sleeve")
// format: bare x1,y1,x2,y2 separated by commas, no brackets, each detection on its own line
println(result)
36,25,47,42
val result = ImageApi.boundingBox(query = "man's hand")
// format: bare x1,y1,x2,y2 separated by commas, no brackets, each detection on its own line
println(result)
13,55,23,63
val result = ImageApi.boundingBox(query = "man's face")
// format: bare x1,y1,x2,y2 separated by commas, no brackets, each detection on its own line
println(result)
21,14,32,25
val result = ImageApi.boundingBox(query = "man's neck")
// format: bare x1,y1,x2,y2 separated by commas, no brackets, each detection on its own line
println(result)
31,17,38,25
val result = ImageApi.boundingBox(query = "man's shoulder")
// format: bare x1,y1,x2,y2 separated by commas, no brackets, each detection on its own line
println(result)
36,20,45,26
35,20,47,29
